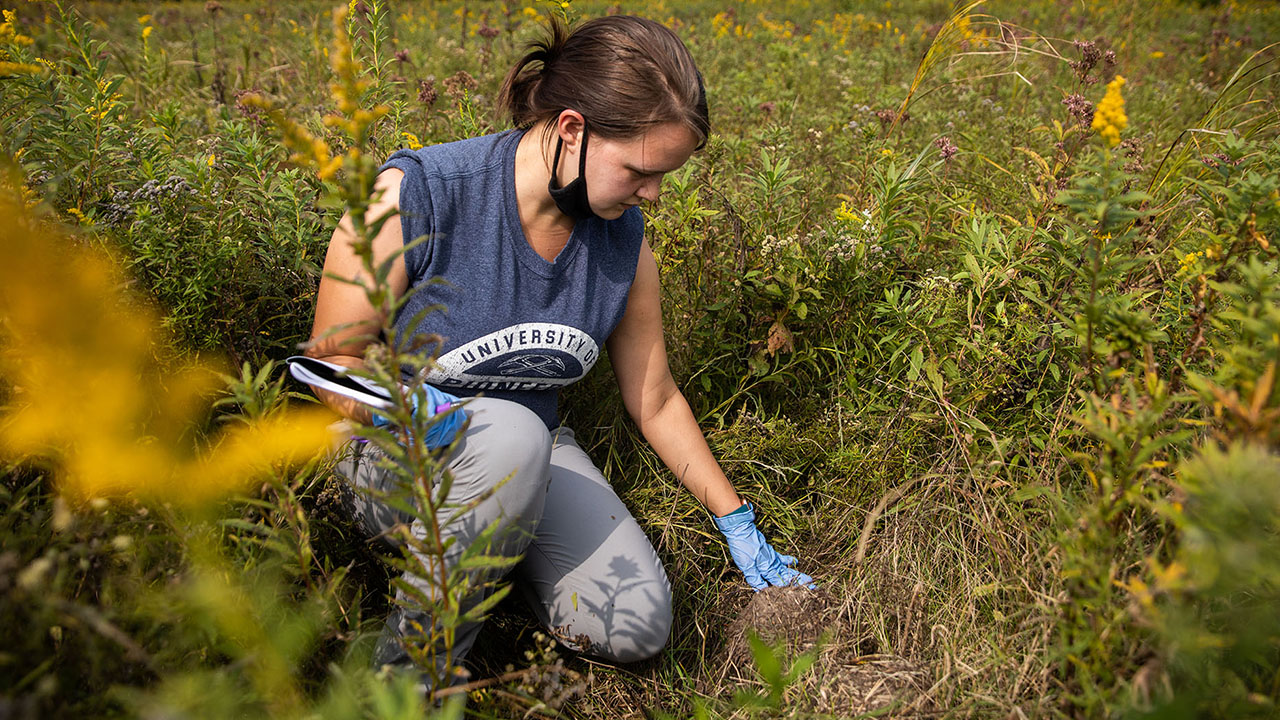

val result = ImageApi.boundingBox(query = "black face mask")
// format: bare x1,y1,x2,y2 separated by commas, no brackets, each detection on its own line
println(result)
548,124,596,222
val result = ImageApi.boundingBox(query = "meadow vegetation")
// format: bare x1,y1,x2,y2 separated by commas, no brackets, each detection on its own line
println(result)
1,0,1278,717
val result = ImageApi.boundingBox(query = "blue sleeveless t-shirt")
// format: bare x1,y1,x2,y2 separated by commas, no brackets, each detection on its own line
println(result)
380,130,645,429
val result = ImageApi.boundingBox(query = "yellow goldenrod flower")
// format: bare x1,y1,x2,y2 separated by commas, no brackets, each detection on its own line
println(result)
1149,50,1164,58
0,61,40,76
207,153,215,167
834,200,859,224
1091,75,1128,147
402,131,423,150
141,25,153,40
1150,560,1187,592
246,7,387,184
137,14,152,25
65,207,91,225
712,11,731,38
0,9,34,46
317,156,342,181
0,197,335,505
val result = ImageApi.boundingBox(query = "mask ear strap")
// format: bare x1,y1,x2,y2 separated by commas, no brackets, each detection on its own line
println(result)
549,117,587,187
577,120,589,176
694,70,709,151
550,135,565,187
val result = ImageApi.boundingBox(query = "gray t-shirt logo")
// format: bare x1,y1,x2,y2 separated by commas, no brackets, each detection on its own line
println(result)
426,321,601,392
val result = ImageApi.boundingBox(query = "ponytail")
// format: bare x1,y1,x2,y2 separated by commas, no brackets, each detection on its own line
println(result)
497,17,569,129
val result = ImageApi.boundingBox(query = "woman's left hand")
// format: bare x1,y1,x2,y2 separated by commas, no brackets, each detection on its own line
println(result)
713,502,816,591
370,384,466,450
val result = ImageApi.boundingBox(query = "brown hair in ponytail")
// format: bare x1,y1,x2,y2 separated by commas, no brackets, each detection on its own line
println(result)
497,15,709,148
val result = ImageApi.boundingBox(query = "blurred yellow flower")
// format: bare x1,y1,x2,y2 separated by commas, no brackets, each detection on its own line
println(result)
1150,560,1186,591
0,192,335,505
712,11,731,38
0,60,39,75
1150,50,1165,58
0,8,34,46
137,14,152,25
65,207,92,225
1091,75,1128,147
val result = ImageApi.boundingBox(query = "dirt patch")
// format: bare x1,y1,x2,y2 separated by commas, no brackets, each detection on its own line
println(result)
716,586,932,716
817,656,930,717
722,586,839,667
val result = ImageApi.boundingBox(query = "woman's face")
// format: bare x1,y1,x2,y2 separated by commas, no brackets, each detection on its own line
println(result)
583,122,700,220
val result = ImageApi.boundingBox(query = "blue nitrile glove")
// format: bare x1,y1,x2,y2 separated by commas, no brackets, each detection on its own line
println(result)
370,385,465,450
713,502,815,591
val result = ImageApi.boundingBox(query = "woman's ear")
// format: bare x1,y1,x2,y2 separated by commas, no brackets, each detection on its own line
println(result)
554,109,586,151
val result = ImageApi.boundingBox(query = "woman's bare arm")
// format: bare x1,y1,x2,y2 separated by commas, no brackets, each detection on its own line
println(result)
305,168,408,423
606,239,744,517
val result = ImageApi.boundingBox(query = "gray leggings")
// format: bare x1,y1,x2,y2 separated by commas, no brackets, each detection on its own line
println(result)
335,397,672,669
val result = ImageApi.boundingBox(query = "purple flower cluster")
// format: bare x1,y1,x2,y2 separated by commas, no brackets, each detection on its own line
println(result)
934,135,959,161
100,176,195,226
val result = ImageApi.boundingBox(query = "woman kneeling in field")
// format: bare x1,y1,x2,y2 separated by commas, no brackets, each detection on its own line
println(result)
303,15,813,679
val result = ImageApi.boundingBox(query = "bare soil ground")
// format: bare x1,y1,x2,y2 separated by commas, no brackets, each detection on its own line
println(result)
717,586,933,717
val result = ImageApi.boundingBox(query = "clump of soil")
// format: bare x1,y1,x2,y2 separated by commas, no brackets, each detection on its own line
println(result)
717,586,931,716
722,586,838,667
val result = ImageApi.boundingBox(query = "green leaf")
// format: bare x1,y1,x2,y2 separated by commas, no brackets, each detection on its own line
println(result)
747,631,782,689
924,358,944,396
1011,485,1052,502
908,346,924,383
784,649,819,684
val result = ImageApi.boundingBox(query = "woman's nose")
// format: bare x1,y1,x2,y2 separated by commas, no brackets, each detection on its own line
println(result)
637,176,663,202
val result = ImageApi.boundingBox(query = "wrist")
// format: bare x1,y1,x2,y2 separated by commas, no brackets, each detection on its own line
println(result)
716,501,750,519
708,490,746,518
369,398,417,430
713,501,755,533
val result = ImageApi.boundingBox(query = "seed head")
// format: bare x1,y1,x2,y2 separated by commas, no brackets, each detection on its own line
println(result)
1062,93,1094,126
442,70,478,100
1070,40,1101,82
417,77,438,106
